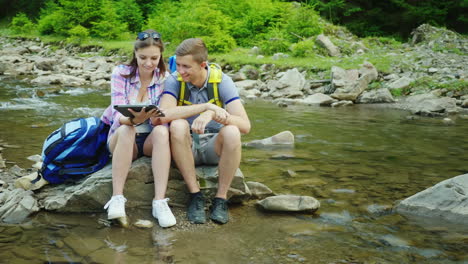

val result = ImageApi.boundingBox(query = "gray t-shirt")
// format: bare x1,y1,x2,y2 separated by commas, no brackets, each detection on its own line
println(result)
163,65,240,132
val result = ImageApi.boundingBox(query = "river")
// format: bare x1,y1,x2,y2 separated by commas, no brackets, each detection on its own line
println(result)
1,76,468,263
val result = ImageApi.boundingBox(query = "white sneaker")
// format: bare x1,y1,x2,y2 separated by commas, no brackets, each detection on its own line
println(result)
152,198,176,228
104,195,127,220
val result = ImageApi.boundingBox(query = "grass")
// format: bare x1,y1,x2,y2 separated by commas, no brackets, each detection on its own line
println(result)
0,22,403,75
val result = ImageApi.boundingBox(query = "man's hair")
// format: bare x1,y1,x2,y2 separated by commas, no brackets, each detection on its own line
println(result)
175,38,208,63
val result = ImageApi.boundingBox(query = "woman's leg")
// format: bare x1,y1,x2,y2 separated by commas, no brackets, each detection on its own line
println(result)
143,125,171,200
143,125,176,227
108,125,138,196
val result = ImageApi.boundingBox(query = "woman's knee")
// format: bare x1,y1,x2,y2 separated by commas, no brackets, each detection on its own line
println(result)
151,125,169,143
115,125,136,142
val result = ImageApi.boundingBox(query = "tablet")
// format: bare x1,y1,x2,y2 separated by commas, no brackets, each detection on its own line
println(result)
113,104,164,118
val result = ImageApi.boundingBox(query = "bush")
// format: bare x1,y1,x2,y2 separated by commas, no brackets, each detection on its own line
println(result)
10,13,35,34
258,28,291,55
290,38,319,57
37,11,69,35
66,25,89,44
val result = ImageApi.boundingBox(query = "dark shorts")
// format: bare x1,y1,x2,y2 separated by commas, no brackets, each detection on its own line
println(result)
136,132,150,158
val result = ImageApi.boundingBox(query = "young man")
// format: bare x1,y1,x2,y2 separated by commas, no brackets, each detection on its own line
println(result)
159,38,250,224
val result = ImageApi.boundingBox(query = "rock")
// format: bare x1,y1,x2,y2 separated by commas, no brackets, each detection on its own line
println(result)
246,181,274,199
0,180,6,192
395,173,468,224
331,100,353,107
315,34,340,57
31,74,87,86
301,93,334,106
34,58,57,71
276,68,306,98
134,219,154,228
387,76,413,90
442,118,455,125
461,99,468,108
244,131,294,148
356,88,395,104
28,45,42,53
0,189,39,224
35,158,250,212
257,195,320,212
235,80,258,90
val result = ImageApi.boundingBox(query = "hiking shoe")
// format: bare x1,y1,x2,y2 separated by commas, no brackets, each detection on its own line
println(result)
104,195,127,220
152,198,176,228
210,198,229,224
187,192,206,224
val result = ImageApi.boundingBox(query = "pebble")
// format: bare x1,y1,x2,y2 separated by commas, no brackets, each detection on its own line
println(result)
134,219,154,228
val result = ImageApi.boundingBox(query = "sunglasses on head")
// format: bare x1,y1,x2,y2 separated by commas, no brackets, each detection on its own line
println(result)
137,32,161,41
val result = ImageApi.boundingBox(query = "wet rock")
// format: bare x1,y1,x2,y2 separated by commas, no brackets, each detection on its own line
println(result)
134,219,154,228
257,195,320,212
301,93,334,106
244,131,294,148
396,173,468,224
246,181,274,199
0,188,39,224
331,100,353,107
442,118,455,125
63,234,105,256
35,157,250,212
356,88,395,104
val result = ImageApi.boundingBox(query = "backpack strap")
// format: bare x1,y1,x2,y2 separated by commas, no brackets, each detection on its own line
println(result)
207,64,223,107
177,63,223,107
176,73,192,106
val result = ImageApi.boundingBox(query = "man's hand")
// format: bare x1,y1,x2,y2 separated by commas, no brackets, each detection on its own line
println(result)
191,111,214,134
206,103,229,124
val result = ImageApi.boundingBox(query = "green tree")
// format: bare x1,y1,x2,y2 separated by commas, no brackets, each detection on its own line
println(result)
116,0,144,32
91,0,128,39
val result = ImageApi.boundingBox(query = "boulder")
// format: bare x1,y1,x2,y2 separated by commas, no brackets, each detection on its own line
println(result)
301,93,334,106
244,131,294,148
257,195,320,212
396,173,468,224
315,34,341,57
35,157,250,212
356,88,395,104
0,189,39,224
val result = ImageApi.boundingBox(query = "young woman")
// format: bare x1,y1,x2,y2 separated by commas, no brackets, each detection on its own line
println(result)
101,29,175,228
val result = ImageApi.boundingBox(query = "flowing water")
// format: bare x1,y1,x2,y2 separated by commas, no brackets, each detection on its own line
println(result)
1,76,468,264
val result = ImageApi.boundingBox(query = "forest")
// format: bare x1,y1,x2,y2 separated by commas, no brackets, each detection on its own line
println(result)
1,0,466,54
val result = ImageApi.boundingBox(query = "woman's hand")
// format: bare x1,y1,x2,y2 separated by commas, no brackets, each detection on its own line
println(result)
128,107,155,124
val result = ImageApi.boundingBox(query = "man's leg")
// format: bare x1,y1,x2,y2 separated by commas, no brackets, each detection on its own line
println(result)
170,119,206,223
210,125,241,224
214,125,242,199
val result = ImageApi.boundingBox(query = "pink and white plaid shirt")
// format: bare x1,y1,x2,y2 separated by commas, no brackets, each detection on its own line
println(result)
101,64,167,142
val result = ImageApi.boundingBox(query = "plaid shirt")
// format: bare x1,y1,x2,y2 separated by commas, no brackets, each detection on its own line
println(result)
101,65,166,142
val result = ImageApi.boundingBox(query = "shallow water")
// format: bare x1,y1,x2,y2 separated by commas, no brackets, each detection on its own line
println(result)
1,76,468,263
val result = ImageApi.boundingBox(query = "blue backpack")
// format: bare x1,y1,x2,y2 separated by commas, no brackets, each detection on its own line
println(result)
38,117,110,184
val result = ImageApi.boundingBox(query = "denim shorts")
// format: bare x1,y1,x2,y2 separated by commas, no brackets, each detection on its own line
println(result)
136,132,150,158
191,133,220,165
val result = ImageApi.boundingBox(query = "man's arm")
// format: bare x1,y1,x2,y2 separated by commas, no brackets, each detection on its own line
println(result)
221,100,251,135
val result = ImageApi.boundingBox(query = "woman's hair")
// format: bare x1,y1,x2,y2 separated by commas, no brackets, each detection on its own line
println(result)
122,29,166,79
175,38,208,64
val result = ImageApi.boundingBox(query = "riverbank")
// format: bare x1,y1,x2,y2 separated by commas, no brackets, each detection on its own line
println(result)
1,24,467,118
